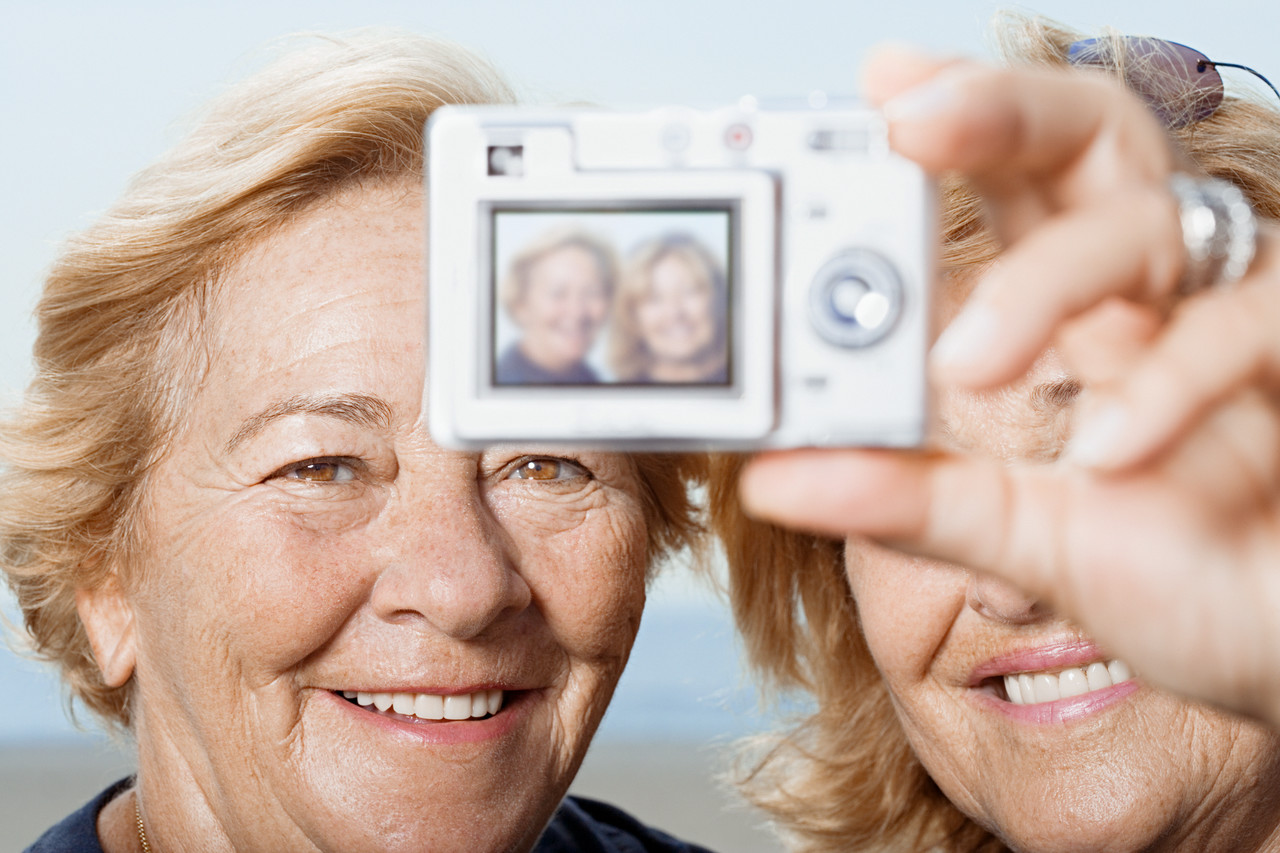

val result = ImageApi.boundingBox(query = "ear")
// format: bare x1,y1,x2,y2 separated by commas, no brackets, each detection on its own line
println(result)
75,575,138,689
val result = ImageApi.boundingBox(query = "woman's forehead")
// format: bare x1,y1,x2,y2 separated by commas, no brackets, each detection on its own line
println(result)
193,184,427,424
217,183,422,320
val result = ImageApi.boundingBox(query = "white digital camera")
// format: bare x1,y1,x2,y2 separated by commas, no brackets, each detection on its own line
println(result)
427,99,934,449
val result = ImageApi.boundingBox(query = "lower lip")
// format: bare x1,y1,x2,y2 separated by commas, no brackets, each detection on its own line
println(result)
974,679,1141,725
324,690,536,745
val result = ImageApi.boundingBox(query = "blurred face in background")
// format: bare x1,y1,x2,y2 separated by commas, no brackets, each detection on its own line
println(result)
636,252,719,377
513,244,610,372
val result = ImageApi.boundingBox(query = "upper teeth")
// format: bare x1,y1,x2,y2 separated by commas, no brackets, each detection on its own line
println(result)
342,689,503,721
1003,660,1133,705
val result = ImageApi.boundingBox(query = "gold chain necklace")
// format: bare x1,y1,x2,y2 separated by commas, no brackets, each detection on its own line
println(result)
134,793,153,853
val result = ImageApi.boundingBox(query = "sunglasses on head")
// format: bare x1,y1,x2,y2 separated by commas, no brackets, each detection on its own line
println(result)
1068,37,1280,128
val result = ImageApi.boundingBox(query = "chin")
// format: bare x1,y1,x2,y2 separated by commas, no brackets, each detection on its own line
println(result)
282,768,561,853
956,767,1213,853
983,811,1167,853
929,747,1195,853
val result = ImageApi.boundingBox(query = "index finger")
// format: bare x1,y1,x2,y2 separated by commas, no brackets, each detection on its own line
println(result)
863,45,1176,206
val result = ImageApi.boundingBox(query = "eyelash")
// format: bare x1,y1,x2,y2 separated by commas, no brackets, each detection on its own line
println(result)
271,457,361,484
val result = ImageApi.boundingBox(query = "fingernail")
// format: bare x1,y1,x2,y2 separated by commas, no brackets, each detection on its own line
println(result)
882,73,963,123
931,303,998,374
1067,403,1130,468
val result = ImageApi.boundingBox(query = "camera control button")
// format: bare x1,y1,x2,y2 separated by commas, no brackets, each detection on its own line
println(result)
807,128,871,152
831,279,891,328
724,123,754,151
487,145,524,177
808,250,903,348
662,123,691,152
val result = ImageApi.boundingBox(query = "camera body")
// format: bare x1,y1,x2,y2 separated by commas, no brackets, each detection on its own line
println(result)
427,100,934,449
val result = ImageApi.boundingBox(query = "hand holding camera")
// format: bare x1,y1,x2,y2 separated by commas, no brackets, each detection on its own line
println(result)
744,46,1280,727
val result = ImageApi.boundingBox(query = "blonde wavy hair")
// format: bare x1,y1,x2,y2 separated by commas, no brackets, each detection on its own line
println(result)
0,31,705,734
609,234,728,382
708,13,1280,853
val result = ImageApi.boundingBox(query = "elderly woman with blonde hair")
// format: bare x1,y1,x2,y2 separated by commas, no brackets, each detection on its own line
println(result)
610,235,729,384
1,32,712,853
496,226,618,385
711,15,1280,853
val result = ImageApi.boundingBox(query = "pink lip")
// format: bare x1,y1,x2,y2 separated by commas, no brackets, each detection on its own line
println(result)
342,683,514,694
973,680,1140,725
322,688,538,746
968,639,1112,684
968,639,1140,725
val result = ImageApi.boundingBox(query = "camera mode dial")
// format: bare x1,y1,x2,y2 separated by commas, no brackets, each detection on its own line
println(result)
807,249,904,348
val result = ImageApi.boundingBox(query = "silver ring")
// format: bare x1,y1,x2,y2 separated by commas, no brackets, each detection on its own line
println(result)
1169,173,1258,293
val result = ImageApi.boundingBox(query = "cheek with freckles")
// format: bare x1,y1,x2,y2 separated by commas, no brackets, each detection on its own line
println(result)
126,415,405,715
846,542,967,688
131,472,389,711
486,476,649,665
847,543,981,780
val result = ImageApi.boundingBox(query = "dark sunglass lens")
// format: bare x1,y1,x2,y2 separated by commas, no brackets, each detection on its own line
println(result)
1068,37,1223,127
1067,37,1109,65
1160,40,1223,124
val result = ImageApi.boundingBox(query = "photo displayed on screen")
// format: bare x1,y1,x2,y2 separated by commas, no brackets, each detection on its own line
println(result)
492,208,732,386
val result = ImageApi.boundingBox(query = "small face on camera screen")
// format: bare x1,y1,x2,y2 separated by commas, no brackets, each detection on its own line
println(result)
491,207,733,387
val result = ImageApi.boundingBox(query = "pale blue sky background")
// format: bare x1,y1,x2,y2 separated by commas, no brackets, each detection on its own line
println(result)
5,0,1278,403
2,0,1278,742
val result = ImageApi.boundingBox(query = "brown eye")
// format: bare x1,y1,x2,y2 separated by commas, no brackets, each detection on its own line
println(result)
507,457,587,482
280,459,357,483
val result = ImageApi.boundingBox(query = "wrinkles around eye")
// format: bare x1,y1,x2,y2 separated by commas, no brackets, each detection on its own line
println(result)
483,453,619,525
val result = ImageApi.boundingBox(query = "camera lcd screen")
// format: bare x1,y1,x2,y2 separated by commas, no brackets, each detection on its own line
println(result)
491,207,733,387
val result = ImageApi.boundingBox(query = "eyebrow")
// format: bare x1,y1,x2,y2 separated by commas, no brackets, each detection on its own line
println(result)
224,393,395,453
1030,377,1082,414
938,376,1082,460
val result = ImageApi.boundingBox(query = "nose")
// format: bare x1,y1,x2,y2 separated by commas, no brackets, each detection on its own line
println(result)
370,467,531,640
965,571,1046,625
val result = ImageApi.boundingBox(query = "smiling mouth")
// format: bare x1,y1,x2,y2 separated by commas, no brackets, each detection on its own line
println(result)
337,689,504,722
657,322,695,339
989,660,1134,705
